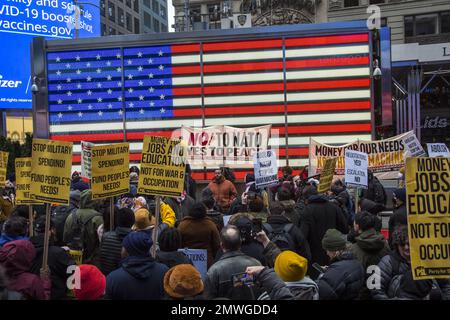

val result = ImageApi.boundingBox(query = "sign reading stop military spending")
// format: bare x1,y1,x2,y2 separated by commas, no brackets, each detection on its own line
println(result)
30,139,73,205
406,157,450,280
91,143,130,199
138,136,186,197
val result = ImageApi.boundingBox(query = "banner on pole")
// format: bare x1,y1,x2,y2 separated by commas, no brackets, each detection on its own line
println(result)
427,143,450,158
345,150,368,189
91,143,130,199
0,151,9,186
138,136,186,197
30,139,73,205
317,157,336,194
254,150,278,189
81,141,94,180
15,157,42,205
406,157,450,280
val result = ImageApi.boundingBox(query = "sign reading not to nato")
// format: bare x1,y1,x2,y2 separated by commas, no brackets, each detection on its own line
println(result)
0,0,100,109
345,150,368,188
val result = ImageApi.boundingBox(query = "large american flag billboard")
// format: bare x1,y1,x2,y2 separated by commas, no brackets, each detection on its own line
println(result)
45,28,373,180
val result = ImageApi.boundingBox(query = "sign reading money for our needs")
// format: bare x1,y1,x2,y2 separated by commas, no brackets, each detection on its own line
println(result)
91,143,130,199
406,157,450,280
81,141,94,179
254,149,278,189
427,143,450,158
15,157,42,205
138,136,186,197
0,151,9,185
30,139,73,205
317,157,337,194
345,150,368,189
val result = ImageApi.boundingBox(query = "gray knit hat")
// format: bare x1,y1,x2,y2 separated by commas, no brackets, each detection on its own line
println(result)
322,229,347,251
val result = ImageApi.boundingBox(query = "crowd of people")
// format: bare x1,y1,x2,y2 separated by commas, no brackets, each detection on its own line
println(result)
0,164,449,300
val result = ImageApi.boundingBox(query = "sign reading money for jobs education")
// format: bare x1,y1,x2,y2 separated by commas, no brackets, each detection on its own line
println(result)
406,157,450,280
0,151,9,185
254,150,278,189
15,157,41,205
91,143,130,199
427,143,450,158
30,139,73,205
317,157,337,194
138,136,186,197
345,150,368,188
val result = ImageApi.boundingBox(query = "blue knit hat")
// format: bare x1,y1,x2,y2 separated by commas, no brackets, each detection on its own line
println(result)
122,231,153,257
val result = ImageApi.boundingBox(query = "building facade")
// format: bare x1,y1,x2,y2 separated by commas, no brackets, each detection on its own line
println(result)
100,0,169,35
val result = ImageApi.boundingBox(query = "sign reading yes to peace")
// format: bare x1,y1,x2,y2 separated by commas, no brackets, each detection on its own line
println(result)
91,142,130,199
138,136,186,197
30,139,73,205
15,157,42,205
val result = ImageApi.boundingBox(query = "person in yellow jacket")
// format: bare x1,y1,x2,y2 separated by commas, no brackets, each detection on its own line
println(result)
132,196,176,229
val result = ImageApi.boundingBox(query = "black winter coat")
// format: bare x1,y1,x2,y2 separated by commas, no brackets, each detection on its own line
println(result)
388,205,407,248
156,250,192,269
300,195,349,272
316,252,365,300
99,227,132,275
361,176,387,205
215,241,267,266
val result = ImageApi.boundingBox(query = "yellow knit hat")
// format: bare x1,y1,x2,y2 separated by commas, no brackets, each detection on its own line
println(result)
274,250,308,282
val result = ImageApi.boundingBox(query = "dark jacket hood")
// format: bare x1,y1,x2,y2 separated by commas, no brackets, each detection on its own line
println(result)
267,214,290,225
121,255,158,280
115,227,132,238
79,189,96,209
0,240,36,276
355,229,386,252
360,198,385,214
29,234,55,251
307,195,328,203
69,190,81,207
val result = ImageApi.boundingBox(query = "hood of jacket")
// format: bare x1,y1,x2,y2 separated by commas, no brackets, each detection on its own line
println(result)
266,214,290,225
121,255,158,280
70,190,81,207
355,229,386,252
29,234,55,252
0,240,36,277
360,198,385,215
79,189,96,209
285,276,319,290
115,227,132,239
307,194,328,204
0,235,29,247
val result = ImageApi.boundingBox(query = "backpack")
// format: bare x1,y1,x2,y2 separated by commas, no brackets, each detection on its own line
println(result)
69,210,100,253
263,223,296,251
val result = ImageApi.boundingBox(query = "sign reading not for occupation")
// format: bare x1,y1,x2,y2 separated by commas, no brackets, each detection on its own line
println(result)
91,143,130,199
254,150,278,189
15,157,41,205
317,157,337,194
30,139,73,205
138,136,186,197
0,151,9,185
345,150,368,188
406,157,450,280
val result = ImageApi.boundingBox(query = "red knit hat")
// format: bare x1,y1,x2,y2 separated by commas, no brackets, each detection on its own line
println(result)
73,264,106,300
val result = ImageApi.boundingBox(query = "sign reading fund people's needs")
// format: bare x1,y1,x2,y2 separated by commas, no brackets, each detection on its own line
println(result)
15,157,41,205
138,136,186,197
91,143,130,199
406,157,450,280
30,139,73,205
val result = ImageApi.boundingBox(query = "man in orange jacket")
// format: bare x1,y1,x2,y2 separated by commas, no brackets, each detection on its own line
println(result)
207,168,237,214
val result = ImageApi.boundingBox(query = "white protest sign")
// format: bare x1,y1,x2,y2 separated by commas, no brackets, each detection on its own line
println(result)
81,141,94,179
427,143,450,157
404,134,426,157
254,149,278,189
345,150,368,188
177,248,208,279
223,215,232,227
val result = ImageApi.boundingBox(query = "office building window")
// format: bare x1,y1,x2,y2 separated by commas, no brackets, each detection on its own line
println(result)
100,0,105,17
126,0,132,8
405,13,442,37
134,18,140,34
101,23,106,36
134,0,139,13
118,7,125,27
369,0,385,4
344,0,359,7
161,24,167,32
144,0,151,8
153,17,160,32
144,12,152,28
108,26,116,35
108,2,115,22
405,16,414,37
441,12,450,34
126,13,133,32
152,0,158,14
160,6,166,19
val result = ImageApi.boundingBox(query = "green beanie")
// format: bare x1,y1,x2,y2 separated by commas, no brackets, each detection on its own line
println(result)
322,229,347,251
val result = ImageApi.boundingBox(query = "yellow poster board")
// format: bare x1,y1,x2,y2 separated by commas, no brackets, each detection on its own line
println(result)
91,143,130,199
0,151,9,186
406,157,450,280
30,139,73,205
15,157,42,205
138,136,186,197
317,157,337,194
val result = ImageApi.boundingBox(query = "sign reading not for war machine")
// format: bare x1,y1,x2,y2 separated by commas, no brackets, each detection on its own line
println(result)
317,157,337,194
91,143,130,199
0,151,9,185
427,143,450,158
138,136,186,197
30,139,73,205
177,248,208,279
406,157,450,280
15,157,42,205
254,150,278,189
345,150,368,188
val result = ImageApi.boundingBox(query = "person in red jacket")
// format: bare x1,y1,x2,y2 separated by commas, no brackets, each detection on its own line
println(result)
0,240,51,300
207,168,237,214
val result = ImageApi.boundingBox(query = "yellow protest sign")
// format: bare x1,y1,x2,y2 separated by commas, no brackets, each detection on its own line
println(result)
91,143,130,199
15,157,42,205
0,151,9,185
406,157,450,280
317,157,337,194
30,139,73,205
138,136,186,197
